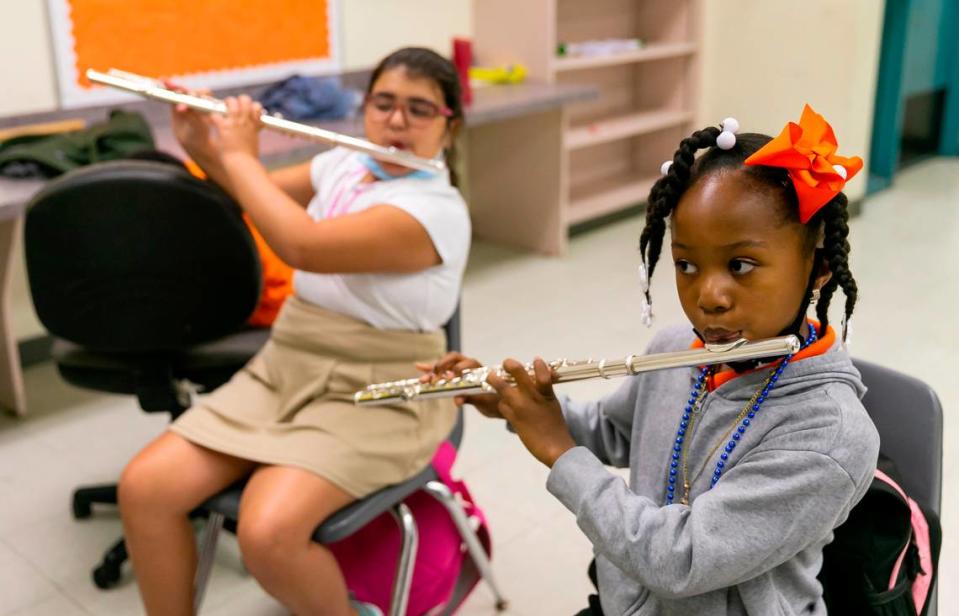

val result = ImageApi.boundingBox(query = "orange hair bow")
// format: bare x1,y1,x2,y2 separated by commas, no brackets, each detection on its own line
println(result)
744,104,863,223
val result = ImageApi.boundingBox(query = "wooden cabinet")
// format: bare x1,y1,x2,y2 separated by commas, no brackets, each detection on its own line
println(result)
474,0,701,252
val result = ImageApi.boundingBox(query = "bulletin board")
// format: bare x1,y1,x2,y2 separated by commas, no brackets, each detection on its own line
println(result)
47,0,339,108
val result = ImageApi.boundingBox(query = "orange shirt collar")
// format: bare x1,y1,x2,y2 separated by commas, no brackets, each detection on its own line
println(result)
690,322,835,391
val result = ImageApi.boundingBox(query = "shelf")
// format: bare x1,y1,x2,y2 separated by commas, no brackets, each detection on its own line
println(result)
552,42,697,72
565,109,693,150
568,174,657,225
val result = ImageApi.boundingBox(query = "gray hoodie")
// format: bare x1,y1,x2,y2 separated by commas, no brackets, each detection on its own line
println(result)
548,325,879,616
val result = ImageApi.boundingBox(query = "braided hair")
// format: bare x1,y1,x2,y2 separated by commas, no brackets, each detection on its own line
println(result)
639,128,857,337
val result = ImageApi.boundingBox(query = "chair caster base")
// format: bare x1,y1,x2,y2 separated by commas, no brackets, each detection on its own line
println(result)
92,561,122,589
72,498,93,519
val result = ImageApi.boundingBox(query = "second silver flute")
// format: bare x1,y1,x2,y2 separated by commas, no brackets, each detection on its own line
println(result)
354,335,801,406
86,68,446,174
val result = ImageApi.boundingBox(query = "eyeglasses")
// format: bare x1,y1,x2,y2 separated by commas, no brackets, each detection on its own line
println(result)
364,92,453,125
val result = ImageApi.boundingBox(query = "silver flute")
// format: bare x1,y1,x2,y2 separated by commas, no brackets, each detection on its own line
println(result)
86,68,446,174
354,335,801,405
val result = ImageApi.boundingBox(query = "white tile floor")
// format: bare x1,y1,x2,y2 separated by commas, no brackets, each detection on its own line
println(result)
0,157,956,616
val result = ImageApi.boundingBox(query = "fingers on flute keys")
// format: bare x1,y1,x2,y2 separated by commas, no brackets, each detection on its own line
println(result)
416,352,481,384
531,358,556,398
422,352,499,414
164,80,214,114
487,359,527,407
221,95,263,126
487,358,557,422
488,358,554,399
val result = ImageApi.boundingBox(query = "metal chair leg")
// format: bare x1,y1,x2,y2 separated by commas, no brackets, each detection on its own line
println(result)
424,480,508,610
193,512,224,615
388,503,418,616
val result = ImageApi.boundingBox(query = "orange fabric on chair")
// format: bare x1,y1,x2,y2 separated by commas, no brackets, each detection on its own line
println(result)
243,213,294,327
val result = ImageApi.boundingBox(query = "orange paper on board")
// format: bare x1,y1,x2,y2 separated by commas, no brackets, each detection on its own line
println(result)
69,0,330,87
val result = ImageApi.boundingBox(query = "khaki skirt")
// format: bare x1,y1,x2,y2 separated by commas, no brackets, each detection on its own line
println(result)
170,295,456,498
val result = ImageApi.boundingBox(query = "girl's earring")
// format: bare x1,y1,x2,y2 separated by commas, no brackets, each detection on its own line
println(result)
809,288,821,307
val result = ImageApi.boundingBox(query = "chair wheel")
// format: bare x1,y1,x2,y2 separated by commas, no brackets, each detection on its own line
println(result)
72,498,92,519
92,561,122,589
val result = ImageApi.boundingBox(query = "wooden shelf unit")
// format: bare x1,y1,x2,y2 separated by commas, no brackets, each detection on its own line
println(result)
568,173,657,224
474,0,701,254
552,41,696,73
565,108,693,150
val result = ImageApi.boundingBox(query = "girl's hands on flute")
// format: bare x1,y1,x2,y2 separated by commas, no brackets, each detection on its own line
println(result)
417,352,502,418
418,353,576,467
167,83,218,163
167,81,263,166
207,95,263,163
487,358,576,468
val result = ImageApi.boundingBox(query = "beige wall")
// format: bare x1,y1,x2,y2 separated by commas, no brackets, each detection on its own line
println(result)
340,0,471,71
698,0,885,202
0,2,58,117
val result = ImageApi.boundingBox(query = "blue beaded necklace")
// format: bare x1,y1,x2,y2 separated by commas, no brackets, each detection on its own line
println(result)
665,322,817,505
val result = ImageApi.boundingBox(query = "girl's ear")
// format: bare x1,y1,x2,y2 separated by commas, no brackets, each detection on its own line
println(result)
444,118,462,148
813,252,832,293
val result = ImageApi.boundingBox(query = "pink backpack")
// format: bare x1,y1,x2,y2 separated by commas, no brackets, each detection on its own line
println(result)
819,453,941,615
874,469,935,613
329,442,491,615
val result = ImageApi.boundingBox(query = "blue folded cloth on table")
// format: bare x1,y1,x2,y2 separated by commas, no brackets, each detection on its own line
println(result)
257,75,360,122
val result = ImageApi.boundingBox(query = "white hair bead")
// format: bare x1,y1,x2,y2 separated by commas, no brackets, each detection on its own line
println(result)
637,263,649,292
660,160,673,175
721,117,740,134
716,130,736,150
841,317,853,347
833,164,847,180
640,299,653,328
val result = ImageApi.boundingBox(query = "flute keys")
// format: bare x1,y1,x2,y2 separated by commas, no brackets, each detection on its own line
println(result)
354,336,800,405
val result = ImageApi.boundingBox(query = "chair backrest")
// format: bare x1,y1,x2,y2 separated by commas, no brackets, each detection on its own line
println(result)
25,160,261,354
444,303,461,354
854,359,943,514
442,303,464,449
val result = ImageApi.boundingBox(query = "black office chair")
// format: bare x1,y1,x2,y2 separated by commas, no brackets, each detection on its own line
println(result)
24,159,270,588
194,303,508,615
854,359,943,616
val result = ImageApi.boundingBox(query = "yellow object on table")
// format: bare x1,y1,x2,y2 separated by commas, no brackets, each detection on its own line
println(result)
469,64,527,85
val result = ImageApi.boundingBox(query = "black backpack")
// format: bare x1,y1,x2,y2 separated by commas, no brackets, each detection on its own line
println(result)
819,454,941,615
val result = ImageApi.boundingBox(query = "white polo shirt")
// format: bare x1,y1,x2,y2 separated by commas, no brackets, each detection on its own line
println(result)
293,147,471,331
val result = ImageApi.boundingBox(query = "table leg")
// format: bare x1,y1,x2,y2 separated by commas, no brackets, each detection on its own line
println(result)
0,217,26,415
